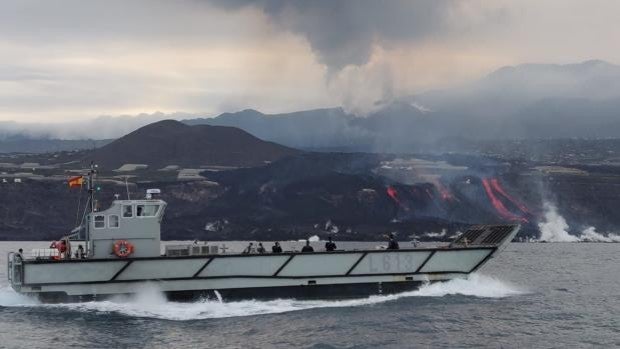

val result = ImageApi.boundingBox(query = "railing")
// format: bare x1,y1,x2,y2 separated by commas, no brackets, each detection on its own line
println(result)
29,248,60,260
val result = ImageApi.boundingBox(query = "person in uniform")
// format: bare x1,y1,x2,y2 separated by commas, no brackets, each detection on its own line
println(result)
57,240,67,259
75,245,85,259
387,234,400,250
242,242,254,254
325,236,337,251
257,242,266,254
272,242,283,253
301,239,314,253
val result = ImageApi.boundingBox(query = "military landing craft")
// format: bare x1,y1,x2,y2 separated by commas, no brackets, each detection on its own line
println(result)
7,165,518,302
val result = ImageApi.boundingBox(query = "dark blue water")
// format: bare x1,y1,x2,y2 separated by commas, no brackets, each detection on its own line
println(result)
1,242,618,348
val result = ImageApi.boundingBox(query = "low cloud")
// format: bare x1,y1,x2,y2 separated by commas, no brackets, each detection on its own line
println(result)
1,1,620,122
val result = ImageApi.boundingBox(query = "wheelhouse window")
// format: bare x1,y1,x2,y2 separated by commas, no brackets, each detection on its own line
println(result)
136,204,159,217
108,215,119,228
94,215,105,228
122,205,133,218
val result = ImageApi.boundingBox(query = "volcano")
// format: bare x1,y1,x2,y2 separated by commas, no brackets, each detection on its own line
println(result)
84,120,300,169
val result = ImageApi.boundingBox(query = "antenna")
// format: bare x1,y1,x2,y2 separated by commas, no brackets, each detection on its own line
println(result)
125,176,131,200
88,161,96,214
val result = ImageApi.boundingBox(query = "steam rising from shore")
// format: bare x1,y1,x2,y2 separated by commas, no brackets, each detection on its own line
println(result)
538,203,620,242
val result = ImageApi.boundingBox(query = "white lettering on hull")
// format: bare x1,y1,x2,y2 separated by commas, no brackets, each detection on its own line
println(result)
353,252,432,274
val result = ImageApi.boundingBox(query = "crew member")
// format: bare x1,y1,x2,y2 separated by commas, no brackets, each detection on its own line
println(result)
64,237,72,260
75,245,85,259
272,242,283,253
257,242,266,254
57,240,67,259
301,239,314,253
387,234,400,250
49,241,59,260
242,242,254,254
325,236,337,251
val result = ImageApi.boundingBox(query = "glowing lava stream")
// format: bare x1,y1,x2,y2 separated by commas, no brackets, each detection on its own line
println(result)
489,178,531,215
481,178,527,223
386,186,401,205
431,178,455,201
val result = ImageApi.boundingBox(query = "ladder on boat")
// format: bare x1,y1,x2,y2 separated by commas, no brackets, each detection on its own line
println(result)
7,252,23,291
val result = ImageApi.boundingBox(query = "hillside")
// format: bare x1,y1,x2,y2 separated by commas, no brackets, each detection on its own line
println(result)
3,151,620,241
185,60,620,151
185,108,364,149
85,120,300,169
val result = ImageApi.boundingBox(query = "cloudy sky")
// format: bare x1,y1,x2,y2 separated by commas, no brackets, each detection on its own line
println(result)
1,0,620,123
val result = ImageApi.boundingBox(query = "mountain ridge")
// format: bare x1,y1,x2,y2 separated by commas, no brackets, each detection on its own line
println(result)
1,60,619,154
183,60,620,150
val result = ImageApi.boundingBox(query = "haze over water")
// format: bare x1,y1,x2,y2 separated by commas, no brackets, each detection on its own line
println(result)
1,242,618,348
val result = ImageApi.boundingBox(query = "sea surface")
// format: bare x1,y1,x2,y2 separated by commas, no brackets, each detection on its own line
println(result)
0,241,618,349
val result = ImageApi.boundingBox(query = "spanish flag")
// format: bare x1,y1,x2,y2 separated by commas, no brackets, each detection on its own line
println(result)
68,176,83,188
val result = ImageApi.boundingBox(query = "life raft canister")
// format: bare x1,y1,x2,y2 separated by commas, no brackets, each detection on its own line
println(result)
113,240,134,258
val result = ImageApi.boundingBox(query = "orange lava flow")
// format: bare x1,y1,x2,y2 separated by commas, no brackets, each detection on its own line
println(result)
482,178,528,223
387,186,401,205
490,178,531,214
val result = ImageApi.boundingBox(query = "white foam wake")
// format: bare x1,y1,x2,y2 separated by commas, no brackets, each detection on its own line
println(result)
1,275,525,320
0,286,40,307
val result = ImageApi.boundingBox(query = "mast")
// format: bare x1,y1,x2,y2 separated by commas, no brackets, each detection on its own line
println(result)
85,161,96,256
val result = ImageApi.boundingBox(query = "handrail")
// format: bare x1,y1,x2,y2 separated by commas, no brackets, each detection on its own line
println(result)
7,252,14,283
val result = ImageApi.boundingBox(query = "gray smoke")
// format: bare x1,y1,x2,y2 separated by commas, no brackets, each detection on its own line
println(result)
212,0,465,72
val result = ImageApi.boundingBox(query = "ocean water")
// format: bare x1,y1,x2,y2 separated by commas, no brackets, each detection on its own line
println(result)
0,242,618,349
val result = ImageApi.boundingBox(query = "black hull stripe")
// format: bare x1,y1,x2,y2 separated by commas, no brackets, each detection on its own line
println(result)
109,260,133,281
192,258,213,278
24,270,472,287
414,250,436,273
345,252,367,275
273,255,295,276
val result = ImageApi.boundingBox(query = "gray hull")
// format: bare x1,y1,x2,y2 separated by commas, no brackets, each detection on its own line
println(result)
11,247,496,302
7,224,519,302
